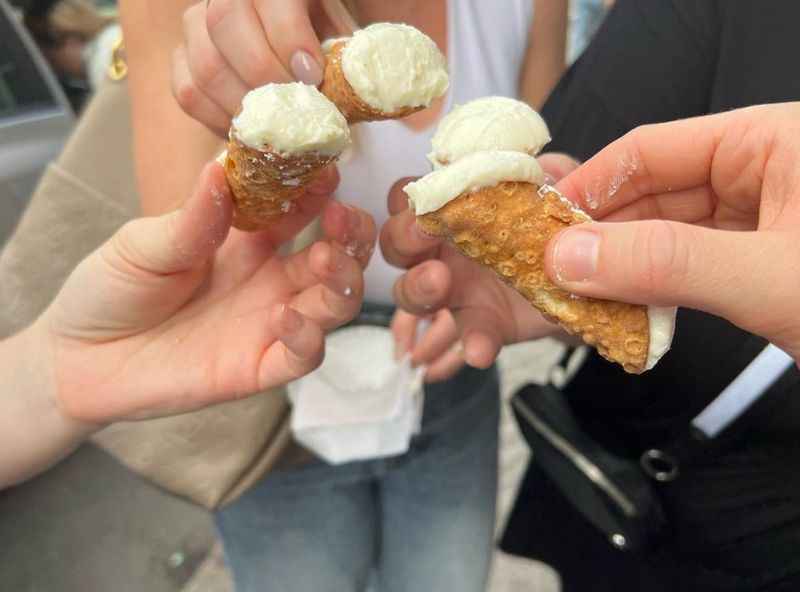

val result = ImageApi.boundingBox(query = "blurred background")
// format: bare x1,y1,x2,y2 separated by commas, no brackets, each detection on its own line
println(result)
0,1,610,590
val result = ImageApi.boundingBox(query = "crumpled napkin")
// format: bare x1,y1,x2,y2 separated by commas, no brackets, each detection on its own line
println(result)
288,325,426,465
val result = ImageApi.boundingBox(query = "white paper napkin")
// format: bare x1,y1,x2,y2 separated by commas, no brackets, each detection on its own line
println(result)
288,325,426,465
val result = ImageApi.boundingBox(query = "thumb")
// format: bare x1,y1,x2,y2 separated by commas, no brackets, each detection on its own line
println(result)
107,162,232,276
545,221,794,334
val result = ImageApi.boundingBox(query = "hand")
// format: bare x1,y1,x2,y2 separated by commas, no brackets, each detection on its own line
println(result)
546,103,800,363
172,0,358,136
380,153,580,368
39,161,376,425
391,309,465,383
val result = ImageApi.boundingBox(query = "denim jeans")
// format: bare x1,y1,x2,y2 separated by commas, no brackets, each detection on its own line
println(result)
215,363,500,592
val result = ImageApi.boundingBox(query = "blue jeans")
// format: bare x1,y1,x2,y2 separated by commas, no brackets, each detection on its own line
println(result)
215,364,500,592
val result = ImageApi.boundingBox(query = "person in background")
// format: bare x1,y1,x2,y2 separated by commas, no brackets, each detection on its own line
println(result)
0,161,376,492
384,0,800,589
119,1,569,590
20,0,120,110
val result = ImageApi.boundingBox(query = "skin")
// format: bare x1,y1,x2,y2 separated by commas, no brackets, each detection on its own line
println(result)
382,104,800,367
137,0,567,381
0,162,377,490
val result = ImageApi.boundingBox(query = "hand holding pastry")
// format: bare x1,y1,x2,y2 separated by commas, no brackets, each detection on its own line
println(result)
174,1,448,133
383,97,676,373
549,103,800,365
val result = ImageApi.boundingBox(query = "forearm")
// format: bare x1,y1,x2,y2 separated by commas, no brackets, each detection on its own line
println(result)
520,0,568,109
120,0,222,215
0,325,96,490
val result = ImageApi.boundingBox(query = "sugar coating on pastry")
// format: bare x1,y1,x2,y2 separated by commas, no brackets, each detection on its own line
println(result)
231,82,350,156
646,306,677,370
429,97,552,168
404,151,545,215
341,23,449,113
322,37,350,53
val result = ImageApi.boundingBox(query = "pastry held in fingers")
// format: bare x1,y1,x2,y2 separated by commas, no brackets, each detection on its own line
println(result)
320,23,449,124
404,151,675,373
222,83,351,230
428,96,552,168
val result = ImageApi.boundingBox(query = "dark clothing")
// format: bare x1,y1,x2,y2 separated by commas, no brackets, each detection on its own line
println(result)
501,1,800,590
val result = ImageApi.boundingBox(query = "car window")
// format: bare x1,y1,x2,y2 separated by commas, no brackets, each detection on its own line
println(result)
0,7,57,119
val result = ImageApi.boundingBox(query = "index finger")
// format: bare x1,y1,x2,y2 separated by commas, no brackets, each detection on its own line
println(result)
556,111,730,218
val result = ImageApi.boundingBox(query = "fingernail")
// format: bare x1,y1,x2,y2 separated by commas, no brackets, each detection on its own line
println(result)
278,304,303,333
343,204,361,234
552,229,600,283
418,267,437,296
291,51,323,86
413,222,438,243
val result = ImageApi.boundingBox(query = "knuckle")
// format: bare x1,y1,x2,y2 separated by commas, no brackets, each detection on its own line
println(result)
173,77,202,113
205,0,233,29
190,51,225,89
240,51,283,86
631,221,688,297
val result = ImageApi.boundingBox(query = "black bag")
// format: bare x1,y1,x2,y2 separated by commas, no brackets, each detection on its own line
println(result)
510,344,796,552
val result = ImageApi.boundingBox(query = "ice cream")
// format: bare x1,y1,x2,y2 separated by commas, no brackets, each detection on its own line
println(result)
428,97,551,168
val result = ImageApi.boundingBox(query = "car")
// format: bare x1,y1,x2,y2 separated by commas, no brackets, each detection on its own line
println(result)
0,0,74,246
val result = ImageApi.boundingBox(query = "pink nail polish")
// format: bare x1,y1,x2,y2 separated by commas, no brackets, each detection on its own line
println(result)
290,51,323,86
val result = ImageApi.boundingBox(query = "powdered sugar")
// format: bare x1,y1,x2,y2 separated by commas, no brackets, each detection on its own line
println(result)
582,150,640,211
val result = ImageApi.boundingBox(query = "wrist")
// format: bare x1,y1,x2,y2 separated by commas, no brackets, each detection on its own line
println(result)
20,320,102,438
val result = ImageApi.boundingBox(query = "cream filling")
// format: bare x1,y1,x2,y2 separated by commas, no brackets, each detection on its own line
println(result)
231,82,350,156
341,23,449,113
646,306,677,370
429,97,552,168
404,150,545,215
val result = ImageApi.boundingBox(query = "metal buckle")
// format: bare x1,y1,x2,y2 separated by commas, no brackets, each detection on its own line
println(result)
639,449,679,482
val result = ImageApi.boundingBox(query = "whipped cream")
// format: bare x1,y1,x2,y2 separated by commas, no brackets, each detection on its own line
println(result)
231,82,350,156
404,150,544,215
341,23,449,113
646,306,677,370
429,97,551,168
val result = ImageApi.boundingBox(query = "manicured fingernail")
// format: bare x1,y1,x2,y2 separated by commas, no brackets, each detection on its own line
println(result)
552,229,600,282
291,51,323,86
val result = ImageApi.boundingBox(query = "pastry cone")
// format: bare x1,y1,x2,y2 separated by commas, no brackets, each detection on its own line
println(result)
222,139,337,230
320,23,449,124
222,82,350,231
405,152,675,373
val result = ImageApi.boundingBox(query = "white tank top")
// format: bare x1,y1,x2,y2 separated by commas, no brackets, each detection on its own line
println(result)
335,0,535,304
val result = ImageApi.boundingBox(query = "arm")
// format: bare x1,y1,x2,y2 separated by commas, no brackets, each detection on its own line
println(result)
119,0,221,215
0,163,376,490
519,0,568,109
0,328,94,489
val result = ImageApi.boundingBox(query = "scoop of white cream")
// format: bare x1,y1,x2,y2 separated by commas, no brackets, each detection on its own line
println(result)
645,306,677,370
429,97,551,168
232,82,351,156
341,23,449,113
405,150,544,215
